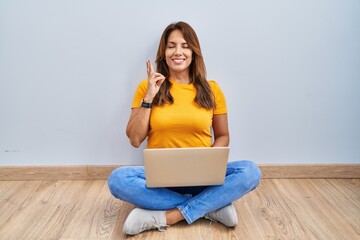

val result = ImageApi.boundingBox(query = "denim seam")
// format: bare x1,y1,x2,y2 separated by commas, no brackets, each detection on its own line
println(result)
175,185,217,223
177,205,193,224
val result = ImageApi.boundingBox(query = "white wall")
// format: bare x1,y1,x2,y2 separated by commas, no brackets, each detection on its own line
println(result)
1,0,359,166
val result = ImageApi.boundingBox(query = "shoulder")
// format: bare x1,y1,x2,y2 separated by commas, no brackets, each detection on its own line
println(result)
138,79,148,88
131,79,148,108
134,79,148,92
132,79,148,98
208,80,227,113
207,80,222,92
207,80,221,87
208,80,226,100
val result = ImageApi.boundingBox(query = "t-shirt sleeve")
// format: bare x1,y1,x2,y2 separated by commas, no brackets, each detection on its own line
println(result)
131,79,148,108
209,80,227,114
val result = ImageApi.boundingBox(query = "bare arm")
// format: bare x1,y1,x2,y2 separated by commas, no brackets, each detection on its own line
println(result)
126,107,151,148
212,113,230,147
126,60,165,148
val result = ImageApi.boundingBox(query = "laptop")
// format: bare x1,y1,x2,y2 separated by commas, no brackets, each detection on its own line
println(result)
144,147,229,188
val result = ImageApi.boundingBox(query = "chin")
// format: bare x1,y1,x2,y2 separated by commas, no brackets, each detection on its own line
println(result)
170,68,188,73
171,64,191,71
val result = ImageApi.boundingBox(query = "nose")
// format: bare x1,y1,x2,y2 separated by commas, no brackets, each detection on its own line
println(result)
174,46,182,55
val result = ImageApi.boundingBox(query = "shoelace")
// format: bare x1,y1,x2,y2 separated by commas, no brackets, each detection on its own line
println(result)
208,220,214,227
204,213,219,223
154,223,170,232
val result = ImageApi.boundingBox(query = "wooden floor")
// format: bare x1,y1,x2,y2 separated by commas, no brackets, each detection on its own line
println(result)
0,179,359,240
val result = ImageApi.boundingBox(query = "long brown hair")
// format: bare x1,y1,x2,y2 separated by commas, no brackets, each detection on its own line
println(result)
153,22,216,109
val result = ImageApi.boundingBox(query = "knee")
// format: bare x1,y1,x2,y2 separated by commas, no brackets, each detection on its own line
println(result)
231,160,262,191
107,166,137,199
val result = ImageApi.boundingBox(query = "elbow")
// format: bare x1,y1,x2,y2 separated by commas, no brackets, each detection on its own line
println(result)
127,133,144,148
223,133,230,146
213,134,230,147
126,127,146,148
129,139,142,148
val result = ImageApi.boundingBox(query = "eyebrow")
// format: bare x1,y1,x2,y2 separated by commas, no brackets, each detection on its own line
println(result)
167,41,188,45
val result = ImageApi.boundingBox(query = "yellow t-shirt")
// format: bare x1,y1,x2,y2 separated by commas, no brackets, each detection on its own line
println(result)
131,78,227,148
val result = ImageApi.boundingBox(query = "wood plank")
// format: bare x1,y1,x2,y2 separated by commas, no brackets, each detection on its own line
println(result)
1,179,360,239
231,198,265,240
0,181,42,232
244,179,314,239
309,179,360,235
332,179,360,206
0,186,59,239
273,179,359,240
57,180,123,239
1,164,359,181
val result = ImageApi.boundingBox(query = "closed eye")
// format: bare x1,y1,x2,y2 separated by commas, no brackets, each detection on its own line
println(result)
167,42,189,49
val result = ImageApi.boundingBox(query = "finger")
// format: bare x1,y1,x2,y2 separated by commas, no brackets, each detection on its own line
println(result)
156,75,165,86
153,74,164,81
146,60,154,76
146,60,151,76
156,78,165,87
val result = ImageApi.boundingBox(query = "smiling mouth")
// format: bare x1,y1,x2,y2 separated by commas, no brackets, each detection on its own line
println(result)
173,59,185,64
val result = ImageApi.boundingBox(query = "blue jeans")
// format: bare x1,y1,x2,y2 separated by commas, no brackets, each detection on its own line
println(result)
108,160,261,224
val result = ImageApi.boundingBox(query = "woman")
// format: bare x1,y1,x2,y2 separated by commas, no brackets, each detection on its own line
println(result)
108,21,262,235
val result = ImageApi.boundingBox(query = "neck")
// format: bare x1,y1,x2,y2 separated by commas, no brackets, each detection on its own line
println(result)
170,71,190,84
170,75,190,84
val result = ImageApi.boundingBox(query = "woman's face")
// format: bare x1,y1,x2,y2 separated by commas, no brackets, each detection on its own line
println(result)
165,30,193,75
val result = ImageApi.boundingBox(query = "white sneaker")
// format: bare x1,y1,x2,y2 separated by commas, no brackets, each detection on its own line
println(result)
123,208,169,235
204,203,238,227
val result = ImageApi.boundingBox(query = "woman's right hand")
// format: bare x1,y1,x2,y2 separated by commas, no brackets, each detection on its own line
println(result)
144,60,165,103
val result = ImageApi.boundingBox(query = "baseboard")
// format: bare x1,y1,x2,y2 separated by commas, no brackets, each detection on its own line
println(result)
0,164,359,181
260,164,360,179
0,165,119,181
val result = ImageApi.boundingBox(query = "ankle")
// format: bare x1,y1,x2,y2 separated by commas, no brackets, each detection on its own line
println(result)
166,209,184,225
